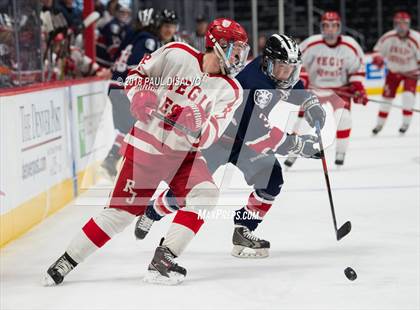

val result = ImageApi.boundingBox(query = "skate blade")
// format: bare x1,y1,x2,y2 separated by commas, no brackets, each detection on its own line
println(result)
231,245,269,259
143,270,185,285
42,272,58,287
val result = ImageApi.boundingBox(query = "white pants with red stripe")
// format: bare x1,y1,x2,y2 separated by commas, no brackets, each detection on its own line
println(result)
334,108,352,154
375,92,415,128
66,189,219,264
65,155,219,264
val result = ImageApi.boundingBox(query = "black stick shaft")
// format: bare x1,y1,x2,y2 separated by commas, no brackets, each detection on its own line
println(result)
151,111,201,138
315,121,339,238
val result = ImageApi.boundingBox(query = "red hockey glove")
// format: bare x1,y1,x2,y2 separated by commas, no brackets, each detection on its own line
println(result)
350,81,368,105
130,90,158,123
372,55,384,69
300,71,310,88
164,104,206,136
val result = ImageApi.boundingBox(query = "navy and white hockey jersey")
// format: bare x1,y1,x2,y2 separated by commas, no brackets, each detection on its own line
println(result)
223,56,312,154
96,18,132,68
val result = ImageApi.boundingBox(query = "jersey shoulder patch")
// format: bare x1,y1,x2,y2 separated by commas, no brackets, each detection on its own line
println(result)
145,38,156,52
254,89,273,109
110,23,120,35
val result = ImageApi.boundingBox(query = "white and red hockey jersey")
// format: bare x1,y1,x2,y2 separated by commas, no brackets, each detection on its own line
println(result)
299,34,365,88
373,29,420,73
122,42,243,163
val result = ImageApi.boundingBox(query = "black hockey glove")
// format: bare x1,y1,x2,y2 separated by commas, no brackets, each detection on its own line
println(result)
276,133,320,159
302,95,326,129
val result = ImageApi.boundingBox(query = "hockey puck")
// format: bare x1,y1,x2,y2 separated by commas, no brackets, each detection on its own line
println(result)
344,267,357,281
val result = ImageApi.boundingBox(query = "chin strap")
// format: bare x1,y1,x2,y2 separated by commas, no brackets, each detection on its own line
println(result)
209,33,230,75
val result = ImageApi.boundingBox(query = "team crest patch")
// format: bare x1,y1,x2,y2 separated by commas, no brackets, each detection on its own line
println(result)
145,38,156,52
254,89,273,108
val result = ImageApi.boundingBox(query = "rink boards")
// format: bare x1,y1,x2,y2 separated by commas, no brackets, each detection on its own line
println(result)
0,78,114,246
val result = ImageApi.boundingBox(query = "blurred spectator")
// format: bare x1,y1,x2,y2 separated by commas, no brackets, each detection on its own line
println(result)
96,0,119,29
56,0,82,30
96,4,132,68
189,15,208,52
257,34,267,56
94,0,105,17
0,12,13,87
1,0,43,87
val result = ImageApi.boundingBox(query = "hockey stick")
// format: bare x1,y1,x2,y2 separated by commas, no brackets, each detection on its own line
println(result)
333,90,420,113
151,111,201,138
367,97,420,113
315,121,352,241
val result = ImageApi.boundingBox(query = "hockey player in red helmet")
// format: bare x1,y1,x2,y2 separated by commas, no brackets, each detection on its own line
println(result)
285,11,368,167
371,11,420,135
206,18,250,75
43,18,248,286
393,11,411,37
320,11,341,42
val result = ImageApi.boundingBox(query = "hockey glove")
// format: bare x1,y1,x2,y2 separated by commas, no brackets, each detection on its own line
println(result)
350,81,368,105
130,90,158,123
302,94,326,129
372,55,384,69
164,103,206,136
277,133,320,159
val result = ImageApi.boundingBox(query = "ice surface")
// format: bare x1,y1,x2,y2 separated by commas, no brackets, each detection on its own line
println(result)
1,95,419,310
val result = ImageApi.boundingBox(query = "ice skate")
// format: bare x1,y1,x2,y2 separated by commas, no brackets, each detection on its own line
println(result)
42,252,77,286
144,242,186,285
335,152,346,166
134,214,155,240
399,123,409,134
231,226,270,258
284,155,297,168
372,124,383,135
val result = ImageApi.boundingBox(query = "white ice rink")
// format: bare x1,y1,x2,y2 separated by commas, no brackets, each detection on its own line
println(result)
1,95,419,310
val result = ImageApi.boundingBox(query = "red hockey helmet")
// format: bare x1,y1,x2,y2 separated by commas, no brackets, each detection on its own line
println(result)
206,18,249,75
393,11,410,35
321,11,341,23
321,11,341,41
393,11,410,23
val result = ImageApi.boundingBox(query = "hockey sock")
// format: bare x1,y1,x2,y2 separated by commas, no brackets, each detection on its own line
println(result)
376,97,393,127
162,181,218,256
234,191,273,231
401,91,415,127
146,189,180,221
335,108,352,154
163,210,204,256
66,208,135,263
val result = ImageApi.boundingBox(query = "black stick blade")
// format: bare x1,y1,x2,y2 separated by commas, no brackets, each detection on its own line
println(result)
337,221,352,241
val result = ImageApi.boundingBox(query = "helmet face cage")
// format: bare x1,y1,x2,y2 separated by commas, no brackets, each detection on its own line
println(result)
266,59,302,89
208,31,250,76
393,13,410,35
321,12,341,41
321,20,341,41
